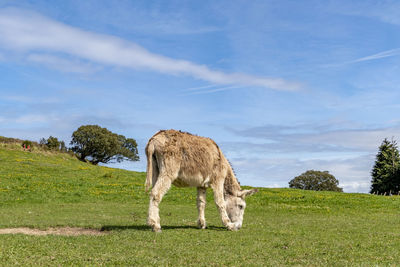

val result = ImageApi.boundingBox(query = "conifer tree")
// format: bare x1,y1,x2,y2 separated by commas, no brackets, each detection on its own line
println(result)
370,138,400,194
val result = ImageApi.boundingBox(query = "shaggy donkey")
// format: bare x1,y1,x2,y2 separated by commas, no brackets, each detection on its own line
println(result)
145,130,258,232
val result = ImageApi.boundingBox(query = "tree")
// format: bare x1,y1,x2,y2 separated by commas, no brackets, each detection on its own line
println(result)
70,125,139,165
39,138,47,146
370,138,400,195
40,136,67,151
289,170,343,192
46,136,61,150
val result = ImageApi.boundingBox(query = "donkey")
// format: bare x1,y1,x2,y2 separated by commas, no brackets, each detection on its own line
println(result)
145,130,258,232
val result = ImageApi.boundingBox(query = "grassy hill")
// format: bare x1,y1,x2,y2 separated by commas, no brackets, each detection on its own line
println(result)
1,142,400,265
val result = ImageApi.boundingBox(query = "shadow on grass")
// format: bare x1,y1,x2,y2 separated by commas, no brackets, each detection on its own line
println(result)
100,224,226,232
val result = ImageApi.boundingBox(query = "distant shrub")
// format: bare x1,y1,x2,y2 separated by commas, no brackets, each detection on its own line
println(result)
289,170,343,192
0,136,42,151
47,136,61,150
0,136,22,144
40,136,68,152
39,138,47,146
103,172,115,178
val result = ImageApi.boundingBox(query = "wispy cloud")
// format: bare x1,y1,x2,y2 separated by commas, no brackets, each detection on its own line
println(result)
331,1,400,27
221,122,382,193
184,84,219,91
182,85,243,95
15,114,50,124
0,8,301,91
3,95,60,104
228,154,373,193
351,48,400,63
221,123,399,192
26,54,100,74
325,48,400,68
227,122,400,153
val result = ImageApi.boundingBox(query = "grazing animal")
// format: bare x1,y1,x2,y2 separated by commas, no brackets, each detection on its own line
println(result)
145,129,258,232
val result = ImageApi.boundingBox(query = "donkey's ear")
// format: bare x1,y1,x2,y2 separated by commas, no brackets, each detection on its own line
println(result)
238,188,258,198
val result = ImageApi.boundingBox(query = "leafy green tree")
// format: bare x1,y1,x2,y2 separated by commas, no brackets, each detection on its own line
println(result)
289,170,343,192
60,141,66,152
46,136,61,150
40,136,67,151
70,125,139,165
370,138,400,195
39,138,47,146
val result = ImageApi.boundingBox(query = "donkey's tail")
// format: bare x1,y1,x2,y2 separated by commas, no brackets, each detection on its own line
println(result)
145,141,155,192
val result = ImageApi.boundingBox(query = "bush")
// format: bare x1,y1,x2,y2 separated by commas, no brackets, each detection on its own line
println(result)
0,136,22,144
46,136,60,150
40,136,67,152
289,170,343,192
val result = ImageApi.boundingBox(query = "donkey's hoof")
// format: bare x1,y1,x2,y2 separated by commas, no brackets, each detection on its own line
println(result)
226,222,238,231
151,225,162,233
151,227,161,233
197,220,207,229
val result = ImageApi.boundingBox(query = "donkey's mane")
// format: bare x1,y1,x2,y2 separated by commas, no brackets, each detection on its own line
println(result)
224,161,241,196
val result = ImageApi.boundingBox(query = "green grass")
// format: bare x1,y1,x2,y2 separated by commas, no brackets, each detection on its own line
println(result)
1,143,400,265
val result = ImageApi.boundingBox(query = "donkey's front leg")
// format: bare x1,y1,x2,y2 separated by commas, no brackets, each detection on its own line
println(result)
212,183,236,231
197,187,207,229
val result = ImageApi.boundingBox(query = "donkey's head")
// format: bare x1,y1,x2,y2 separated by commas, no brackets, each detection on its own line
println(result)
225,188,258,230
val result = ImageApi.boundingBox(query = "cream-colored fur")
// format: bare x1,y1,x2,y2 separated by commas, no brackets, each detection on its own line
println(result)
145,130,258,232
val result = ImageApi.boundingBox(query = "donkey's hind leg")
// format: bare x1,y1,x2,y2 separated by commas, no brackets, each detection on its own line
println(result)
147,170,174,232
197,187,207,229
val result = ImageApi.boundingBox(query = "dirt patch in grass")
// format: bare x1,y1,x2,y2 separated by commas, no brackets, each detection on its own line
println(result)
0,227,106,236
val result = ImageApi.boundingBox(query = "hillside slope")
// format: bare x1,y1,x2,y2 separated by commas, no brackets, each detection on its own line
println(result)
1,144,400,265
0,142,146,204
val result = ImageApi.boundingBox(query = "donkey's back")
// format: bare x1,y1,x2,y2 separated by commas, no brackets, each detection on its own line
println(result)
145,130,228,191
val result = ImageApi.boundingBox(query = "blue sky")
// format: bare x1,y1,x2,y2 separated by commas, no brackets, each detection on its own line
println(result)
1,0,400,193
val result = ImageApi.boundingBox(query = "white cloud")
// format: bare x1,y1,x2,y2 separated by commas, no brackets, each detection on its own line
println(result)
222,123,400,193
298,127,400,151
230,155,373,193
347,48,400,64
0,8,301,91
15,114,50,124
324,47,400,68
183,85,243,95
26,54,100,74
333,1,400,26
3,95,60,104
184,84,220,91
228,123,400,152
354,48,400,62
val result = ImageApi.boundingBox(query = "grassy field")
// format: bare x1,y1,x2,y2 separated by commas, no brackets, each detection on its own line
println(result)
1,142,400,265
